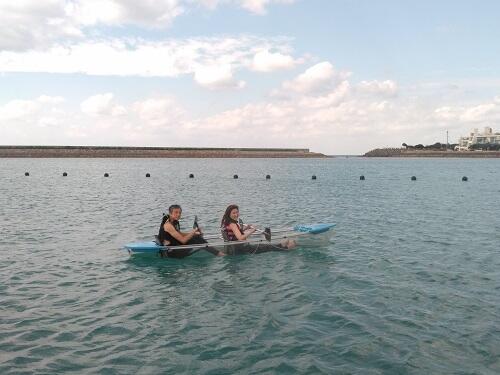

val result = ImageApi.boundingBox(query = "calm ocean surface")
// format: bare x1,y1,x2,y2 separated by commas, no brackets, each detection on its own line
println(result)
1,157,499,374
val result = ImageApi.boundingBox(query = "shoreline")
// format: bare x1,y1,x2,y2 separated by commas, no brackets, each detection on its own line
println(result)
0,146,328,158
364,148,500,158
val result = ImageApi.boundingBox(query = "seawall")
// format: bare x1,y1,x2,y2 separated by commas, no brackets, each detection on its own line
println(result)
0,146,328,158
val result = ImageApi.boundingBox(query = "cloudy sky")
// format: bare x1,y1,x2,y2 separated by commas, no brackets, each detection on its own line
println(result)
1,0,499,154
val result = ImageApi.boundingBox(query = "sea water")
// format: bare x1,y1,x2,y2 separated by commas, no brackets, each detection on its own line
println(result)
0,158,499,374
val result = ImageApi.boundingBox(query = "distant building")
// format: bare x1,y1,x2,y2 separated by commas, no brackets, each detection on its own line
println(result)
456,127,500,150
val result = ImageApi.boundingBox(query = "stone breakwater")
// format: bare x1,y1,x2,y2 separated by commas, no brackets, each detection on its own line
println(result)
364,148,500,158
0,146,327,158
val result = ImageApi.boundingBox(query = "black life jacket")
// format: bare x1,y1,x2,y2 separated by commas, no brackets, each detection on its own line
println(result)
158,215,181,246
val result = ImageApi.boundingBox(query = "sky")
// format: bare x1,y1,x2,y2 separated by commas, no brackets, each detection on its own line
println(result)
1,0,500,154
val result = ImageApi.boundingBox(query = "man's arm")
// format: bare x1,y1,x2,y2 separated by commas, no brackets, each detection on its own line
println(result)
165,223,198,244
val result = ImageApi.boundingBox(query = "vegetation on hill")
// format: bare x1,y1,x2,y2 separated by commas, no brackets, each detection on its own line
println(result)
401,142,500,151
468,143,500,151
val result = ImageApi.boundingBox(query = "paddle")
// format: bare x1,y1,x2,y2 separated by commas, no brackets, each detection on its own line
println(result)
191,216,225,256
254,227,272,241
239,218,271,241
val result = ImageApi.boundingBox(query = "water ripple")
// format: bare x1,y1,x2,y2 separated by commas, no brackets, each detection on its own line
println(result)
1,158,499,374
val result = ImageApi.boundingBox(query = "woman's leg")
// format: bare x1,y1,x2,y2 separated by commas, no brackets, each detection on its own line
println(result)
164,236,214,258
187,235,223,256
251,244,289,253
230,243,290,254
165,248,193,258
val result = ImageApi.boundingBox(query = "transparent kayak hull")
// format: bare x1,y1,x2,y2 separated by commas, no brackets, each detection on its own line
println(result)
123,223,335,255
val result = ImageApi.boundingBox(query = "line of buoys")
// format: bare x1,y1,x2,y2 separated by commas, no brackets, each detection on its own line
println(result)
14,173,471,181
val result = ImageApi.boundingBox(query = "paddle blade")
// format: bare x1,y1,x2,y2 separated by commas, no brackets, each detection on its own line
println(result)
264,227,271,242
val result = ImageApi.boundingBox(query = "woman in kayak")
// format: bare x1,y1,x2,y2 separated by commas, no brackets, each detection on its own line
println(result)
220,204,296,255
159,204,225,258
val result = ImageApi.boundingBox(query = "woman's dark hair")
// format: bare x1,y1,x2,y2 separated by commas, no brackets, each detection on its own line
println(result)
169,204,182,213
221,204,239,227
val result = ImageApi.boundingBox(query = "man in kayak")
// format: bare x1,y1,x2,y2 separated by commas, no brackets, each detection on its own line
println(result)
159,204,225,258
220,204,296,255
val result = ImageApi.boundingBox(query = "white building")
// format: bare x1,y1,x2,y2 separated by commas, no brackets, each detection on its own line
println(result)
456,127,500,150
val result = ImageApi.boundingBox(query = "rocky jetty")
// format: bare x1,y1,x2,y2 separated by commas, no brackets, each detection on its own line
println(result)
364,148,500,158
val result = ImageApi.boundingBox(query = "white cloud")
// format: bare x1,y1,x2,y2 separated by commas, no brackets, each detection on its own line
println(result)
66,0,185,28
250,49,298,72
192,0,295,15
0,95,65,122
0,1,82,51
282,62,350,94
0,0,184,50
358,80,398,96
434,106,457,121
0,0,296,51
6,67,499,153
0,96,68,144
434,99,500,124
460,103,497,122
0,36,297,89
80,93,126,116
0,99,40,122
38,95,66,105
238,0,295,15
297,80,351,108
0,66,406,152
187,66,400,144
132,97,185,127
194,65,245,89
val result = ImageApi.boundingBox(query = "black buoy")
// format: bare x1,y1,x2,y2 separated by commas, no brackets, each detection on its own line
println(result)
189,173,194,178
63,172,67,177
411,176,417,181
462,176,468,181
233,174,238,179
146,173,150,178
266,174,271,179
24,172,29,176
360,175,365,180
312,175,317,180
104,173,109,177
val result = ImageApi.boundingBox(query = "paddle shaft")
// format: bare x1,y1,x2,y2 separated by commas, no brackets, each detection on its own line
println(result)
151,232,307,251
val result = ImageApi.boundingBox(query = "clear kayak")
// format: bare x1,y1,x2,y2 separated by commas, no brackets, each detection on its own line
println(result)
123,223,336,255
